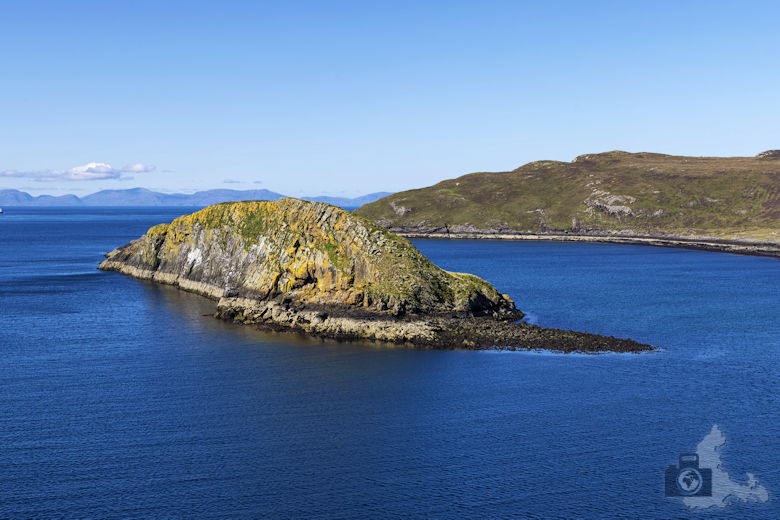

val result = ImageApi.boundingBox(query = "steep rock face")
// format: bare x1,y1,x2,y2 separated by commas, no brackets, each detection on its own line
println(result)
99,199,517,319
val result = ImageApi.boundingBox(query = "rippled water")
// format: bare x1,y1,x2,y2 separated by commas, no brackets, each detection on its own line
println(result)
0,208,778,518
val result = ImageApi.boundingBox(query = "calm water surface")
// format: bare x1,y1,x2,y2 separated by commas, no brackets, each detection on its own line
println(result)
0,208,778,518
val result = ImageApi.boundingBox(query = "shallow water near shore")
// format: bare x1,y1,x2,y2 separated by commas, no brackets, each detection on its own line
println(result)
1,207,778,518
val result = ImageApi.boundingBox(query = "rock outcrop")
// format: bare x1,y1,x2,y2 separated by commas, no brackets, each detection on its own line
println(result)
756,150,780,160
99,199,652,352
355,150,780,257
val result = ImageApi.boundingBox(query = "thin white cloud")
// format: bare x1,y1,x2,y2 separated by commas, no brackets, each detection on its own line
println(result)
121,162,156,173
0,161,157,182
60,162,117,181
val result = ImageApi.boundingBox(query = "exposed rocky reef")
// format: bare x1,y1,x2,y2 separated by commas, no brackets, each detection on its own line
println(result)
99,199,652,353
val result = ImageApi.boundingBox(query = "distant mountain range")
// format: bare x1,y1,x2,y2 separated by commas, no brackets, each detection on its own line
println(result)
0,188,393,209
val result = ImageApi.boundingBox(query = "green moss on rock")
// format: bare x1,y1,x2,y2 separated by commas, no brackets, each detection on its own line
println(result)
100,198,519,318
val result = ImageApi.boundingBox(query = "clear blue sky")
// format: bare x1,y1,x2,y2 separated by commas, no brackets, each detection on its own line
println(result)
1,1,778,197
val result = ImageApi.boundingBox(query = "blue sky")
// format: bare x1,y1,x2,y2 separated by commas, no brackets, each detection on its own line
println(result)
1,1,778,197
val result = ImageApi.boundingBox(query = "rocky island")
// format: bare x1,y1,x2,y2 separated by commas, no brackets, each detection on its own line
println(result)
99,199,652,353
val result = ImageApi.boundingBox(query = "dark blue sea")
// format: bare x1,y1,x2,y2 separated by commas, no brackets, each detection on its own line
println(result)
0,207,778,519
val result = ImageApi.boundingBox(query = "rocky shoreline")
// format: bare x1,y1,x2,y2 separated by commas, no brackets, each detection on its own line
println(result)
394,231,780,258
214,297,652,353
102,257,652,353
99,199,654,353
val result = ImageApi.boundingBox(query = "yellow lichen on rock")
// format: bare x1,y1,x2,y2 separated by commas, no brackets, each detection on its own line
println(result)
98,199,662,353
100,198,519,319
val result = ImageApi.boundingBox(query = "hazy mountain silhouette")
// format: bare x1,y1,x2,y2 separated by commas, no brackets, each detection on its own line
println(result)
0,188,392,209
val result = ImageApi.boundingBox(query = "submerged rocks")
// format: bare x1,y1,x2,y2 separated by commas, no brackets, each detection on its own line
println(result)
99,198,652,353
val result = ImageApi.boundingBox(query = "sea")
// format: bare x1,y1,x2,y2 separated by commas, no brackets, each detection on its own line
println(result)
0,207,778,519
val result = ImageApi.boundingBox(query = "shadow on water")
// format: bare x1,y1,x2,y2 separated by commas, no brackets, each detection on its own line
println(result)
134,278,417,352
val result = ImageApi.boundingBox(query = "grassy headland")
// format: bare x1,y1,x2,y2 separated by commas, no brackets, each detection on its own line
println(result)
355,151,780,255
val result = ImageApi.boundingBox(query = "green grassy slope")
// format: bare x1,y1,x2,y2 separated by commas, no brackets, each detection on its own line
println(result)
355,151,780,244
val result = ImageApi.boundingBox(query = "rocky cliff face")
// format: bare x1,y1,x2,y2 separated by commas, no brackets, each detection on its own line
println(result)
100,198,516,316
100,198,651,352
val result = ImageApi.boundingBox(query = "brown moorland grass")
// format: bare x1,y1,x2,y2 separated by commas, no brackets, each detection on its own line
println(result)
355,151,780,245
